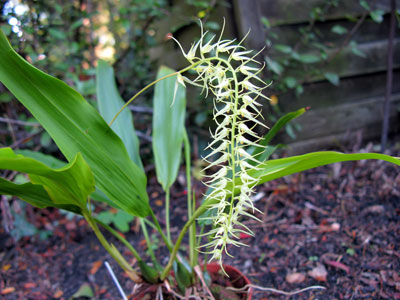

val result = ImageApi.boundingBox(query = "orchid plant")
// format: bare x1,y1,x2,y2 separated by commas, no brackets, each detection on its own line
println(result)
0,21,399,298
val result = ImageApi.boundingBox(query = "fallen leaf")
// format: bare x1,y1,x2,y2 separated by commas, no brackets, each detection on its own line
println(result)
1,287,15,295
361,205,385,215
318,222,340,233
155,199,163,207
324,260,350,273
90,260,103,275
71,283,94,299
139,239,147,247
308,263,328,282
286,272,306,284
65,220,77,231
239,233,252,239
53,290,63,298
23,283,37,289
2,264,11,271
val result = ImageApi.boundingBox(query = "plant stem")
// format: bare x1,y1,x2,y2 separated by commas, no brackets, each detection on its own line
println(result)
142,218,158,231
140,218,159,267
193,191,202,267
109,63,199,126
83,210,142,283
149,209,173,252
95,218,142,262
165,188,171,244
183,130,196,268
160,204,209,280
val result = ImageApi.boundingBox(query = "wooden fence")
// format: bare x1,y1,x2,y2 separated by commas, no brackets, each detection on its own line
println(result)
232,0,400,153
158,0,399,153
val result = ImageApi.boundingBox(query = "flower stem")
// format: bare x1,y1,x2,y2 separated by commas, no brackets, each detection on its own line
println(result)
165,188,171,243
149,209,173,252
83,209,142,283
160,203,209,281
95,218,142,262
109,63,199,126
183,130,196,267
140,218,160,268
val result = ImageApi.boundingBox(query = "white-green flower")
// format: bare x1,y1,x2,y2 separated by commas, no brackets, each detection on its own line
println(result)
172,20,270,270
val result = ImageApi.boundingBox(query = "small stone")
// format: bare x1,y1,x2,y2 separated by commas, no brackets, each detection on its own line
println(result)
286,272,306,284
308,263,328,282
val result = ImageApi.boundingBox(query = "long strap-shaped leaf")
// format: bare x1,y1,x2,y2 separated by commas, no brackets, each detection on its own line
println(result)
0,148,93,208
15,149,118,208
153,66,186,190
202,151,400,206
248,107,307,164
0,31,150,217
0,148,93,206
250,151,400,186
0,177,81,214
96,60,143,170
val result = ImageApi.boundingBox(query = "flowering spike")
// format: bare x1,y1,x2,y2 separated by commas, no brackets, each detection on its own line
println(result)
171,21,271,272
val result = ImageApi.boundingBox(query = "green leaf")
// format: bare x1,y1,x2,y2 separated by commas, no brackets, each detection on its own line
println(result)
15,150,66,169
285,123,296,139
205,21,220,31
251,152,400,186
48,28,66,40
346,248,355,256
0,148,94,208
218,152,400,200
152,66,186,190
296,84,304,96
173,261,192,290
70,283,94,299
248,108,307,165
90,188,119,208
274,44,292,54
261,16,271,29
0,31,150,217
15,150,116,209
96,60,143,169
256,145,280,162
324,72,340,86
359,0,370,10
331,25,348,35
297,54,321,63
0,92,13,103
265,56,283,75
284,77,297,89
0,177,81,214
197,152,400,218
200,151,400,210
97,211,114,224
370,10,384,23
138,261,160,284
39,132,52,148
0,24,11,35
113,210,134,232
350,41,366,58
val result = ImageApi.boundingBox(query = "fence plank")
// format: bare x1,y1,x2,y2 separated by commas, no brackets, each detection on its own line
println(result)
267,15,393,47
279,70,400,112
259,0,400,26
275,39,400,83
232,0,265,49
279,93,400,142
